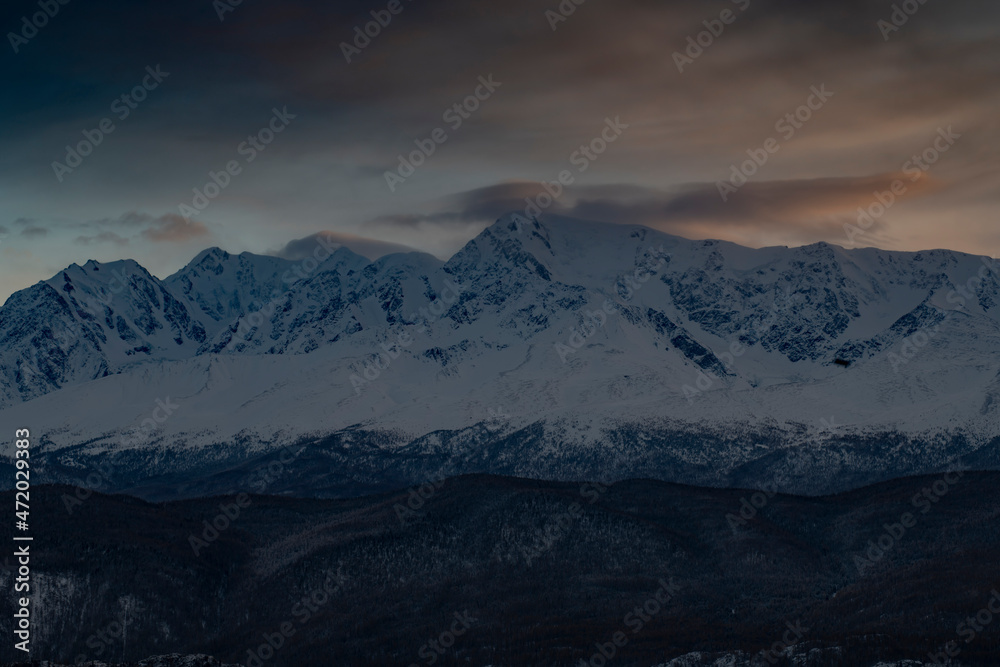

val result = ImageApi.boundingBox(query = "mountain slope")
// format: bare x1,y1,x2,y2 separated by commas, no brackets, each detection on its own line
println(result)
0,213,998,496
164,247,296,343
0,259,209,406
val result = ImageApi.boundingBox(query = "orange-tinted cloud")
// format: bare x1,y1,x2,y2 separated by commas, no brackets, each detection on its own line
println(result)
140,214,210,243
368,172,945,249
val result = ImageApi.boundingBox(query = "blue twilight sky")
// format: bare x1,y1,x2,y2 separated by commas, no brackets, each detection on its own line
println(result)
1,0,998,303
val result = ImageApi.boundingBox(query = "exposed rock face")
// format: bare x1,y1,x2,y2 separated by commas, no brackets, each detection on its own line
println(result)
1,214,999,499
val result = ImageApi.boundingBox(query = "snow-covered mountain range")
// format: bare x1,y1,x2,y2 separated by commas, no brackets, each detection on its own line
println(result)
1,213,998,497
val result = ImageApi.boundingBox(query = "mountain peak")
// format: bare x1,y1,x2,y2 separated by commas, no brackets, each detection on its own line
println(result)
490,211,540,236
186,247,232,270
53,258,150,288
1,216,999,504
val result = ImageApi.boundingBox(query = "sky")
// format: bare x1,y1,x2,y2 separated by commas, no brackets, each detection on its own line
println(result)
1,0,998,303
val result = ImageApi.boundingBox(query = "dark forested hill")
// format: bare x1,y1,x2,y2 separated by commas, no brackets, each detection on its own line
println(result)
2,472,998,666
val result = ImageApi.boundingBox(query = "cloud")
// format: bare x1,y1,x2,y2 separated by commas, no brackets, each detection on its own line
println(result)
75,231,130,246
114,212,164,228
271,231,417,261
368,182,557,230
55,212,212,244
0,226,8,238
140,214,210,243
20,226,49,239
572,172,941,227
369,173,943,248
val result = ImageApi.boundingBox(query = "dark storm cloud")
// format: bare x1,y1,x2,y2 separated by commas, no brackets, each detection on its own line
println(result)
369,173,942,245
562,174,943,245
369,183,550,230
570,173,942,228
271,231,416,261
